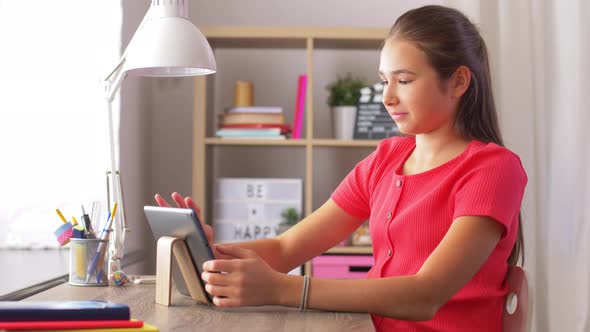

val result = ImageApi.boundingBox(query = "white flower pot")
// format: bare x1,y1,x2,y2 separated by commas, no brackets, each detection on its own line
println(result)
331,106,357,140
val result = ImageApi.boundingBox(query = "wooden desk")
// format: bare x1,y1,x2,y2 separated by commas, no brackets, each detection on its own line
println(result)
25,282,375,332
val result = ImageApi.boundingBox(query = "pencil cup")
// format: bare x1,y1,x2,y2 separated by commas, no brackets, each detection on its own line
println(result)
69,238,109,287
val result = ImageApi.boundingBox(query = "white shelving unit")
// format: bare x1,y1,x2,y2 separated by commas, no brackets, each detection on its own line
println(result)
192,26,387,264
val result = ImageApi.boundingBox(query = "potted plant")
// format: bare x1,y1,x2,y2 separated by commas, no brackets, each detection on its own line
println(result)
326,73,366,140
278,208,300,234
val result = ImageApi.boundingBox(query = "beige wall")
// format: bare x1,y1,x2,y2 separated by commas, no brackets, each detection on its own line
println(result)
120,0,152,272
120,0,442,272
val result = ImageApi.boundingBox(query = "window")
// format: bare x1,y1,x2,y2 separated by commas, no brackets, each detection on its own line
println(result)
0,1,122,248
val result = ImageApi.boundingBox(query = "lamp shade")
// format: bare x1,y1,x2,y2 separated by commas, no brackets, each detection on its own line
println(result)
123,8,216,77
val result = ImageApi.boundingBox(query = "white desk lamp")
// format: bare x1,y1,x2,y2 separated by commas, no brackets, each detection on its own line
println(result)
103,0,216,276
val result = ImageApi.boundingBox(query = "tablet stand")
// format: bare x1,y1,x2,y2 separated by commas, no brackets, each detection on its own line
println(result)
155,236,210,306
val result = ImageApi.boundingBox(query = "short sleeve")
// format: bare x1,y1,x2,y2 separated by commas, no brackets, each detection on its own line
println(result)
453,147,527,236
331,137,400,218
331,147,383,220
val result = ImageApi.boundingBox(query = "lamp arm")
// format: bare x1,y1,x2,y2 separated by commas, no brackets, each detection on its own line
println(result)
105,59,127,102
103,58,128,275
100,1,155,277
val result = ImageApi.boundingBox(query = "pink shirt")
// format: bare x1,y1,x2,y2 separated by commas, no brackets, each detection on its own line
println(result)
331,136,527,332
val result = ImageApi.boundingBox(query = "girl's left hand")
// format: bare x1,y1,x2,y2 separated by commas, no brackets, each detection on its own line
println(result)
201,244,284,307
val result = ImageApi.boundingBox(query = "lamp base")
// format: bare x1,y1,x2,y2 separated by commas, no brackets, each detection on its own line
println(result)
106,170,128,281
108,258,122,280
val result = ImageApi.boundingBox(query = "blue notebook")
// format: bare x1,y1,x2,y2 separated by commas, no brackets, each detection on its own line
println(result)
0,301,130,322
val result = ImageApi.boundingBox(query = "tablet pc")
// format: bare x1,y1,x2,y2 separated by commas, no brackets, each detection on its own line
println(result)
143,206,214,303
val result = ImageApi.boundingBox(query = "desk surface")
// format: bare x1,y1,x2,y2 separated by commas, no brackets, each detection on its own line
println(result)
25,282,375,332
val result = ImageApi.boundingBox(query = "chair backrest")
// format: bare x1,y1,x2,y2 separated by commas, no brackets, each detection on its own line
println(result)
503,266,529,332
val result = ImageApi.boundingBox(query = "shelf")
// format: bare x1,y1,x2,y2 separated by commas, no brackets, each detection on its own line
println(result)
312,139,380,147
205,138,380,147
201,26,388,50
325,246,373,255
201,26,388,40
205,138,308,146
194,25,388,238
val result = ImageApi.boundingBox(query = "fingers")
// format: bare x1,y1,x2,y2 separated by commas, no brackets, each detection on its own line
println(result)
201,271,230,286
203,259,239,273
156,192,202,218
171,192,188,209
201,254,278,308
212,295,241,307
202,272,245,307
205,284,233,298
154,194,171,207
215,244,257,260
184,196,202,220
184,196,211,241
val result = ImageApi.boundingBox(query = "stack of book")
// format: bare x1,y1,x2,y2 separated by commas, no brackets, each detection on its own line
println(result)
216,106,290,139
0,301,157,332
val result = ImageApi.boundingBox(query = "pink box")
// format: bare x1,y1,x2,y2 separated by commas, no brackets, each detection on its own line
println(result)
312,255,374,279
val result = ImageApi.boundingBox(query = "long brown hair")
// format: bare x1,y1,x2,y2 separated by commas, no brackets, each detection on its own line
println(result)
388,5,524,266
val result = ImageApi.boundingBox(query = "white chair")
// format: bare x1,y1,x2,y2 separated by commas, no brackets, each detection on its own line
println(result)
503,266,530,332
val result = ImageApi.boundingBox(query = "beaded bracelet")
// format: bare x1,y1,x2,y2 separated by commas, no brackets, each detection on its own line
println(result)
299,275,310,312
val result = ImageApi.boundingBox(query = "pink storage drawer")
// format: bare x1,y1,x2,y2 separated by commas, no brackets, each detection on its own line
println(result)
312,255,374,279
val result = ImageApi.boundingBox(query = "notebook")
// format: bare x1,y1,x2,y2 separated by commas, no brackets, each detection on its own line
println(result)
0,319,143,330
0,301,130,322
43,322,158,332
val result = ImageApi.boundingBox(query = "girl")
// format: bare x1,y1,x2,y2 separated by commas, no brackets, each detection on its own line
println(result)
156,5,527,331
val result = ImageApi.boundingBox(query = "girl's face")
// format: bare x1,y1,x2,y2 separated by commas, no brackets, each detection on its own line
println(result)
379,39,460,136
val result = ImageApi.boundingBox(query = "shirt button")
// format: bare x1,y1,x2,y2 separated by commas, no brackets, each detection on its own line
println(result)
387,249,392,257
386,212,392,219
396,180,402,187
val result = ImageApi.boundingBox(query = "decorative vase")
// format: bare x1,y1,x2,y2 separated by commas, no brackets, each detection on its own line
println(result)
331,105,357,140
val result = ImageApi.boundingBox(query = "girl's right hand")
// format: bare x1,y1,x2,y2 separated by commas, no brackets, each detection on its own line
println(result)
154,192,218,258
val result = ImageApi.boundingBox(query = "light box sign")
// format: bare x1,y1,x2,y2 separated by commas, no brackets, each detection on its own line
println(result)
213,178,302,243
215,222,281,242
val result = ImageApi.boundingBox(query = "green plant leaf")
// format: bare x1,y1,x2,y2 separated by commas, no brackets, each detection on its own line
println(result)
326,73,367,107
280,208,300,226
